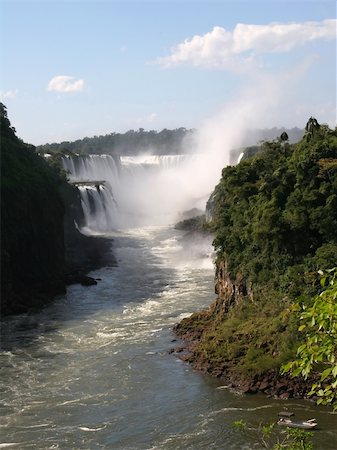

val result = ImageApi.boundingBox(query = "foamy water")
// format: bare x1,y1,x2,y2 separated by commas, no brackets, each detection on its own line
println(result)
1,226,336,449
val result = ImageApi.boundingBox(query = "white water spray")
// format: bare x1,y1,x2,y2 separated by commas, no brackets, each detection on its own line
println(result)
62,71,305,233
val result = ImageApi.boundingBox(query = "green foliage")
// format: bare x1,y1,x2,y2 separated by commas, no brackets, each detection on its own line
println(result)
233,420,314,449
212,121,337,284
232,419,246,430
174,215,207,232
36,127,194,156
272,428,314,450
187,118,337,384
38,126,304,158
191,290,299,375
281,268,337,411
1,104,66,314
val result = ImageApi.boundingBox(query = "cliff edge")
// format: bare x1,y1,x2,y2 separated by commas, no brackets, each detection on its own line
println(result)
174,120,337,399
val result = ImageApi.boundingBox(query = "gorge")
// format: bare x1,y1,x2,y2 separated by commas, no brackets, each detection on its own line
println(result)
1,105,337,448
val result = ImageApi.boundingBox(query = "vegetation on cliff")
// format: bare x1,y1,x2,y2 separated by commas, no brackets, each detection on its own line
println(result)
1,104,115,315
1,103,66,314
282,268,337,410
176,119,337,402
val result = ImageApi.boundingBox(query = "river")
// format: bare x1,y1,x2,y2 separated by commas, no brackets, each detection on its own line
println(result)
1,226,336,449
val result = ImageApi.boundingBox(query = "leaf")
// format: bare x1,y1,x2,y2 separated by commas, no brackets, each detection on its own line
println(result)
297,344,307,355
332,365,337,377
292,367,302,377
321,367,332,381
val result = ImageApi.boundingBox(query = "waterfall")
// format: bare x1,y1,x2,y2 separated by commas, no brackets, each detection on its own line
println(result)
62,154,197,232
77,183,118,232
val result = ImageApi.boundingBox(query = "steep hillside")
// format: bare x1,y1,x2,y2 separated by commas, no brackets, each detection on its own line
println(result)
1,104,116,315
1,104,66,314
175,119,337,397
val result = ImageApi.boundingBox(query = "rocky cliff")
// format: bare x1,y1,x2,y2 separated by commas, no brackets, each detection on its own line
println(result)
1,104,116,315
174,120,337,399
1,104,66,314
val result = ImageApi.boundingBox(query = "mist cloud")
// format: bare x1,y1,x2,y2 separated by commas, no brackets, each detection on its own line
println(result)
157,19,336,71
47,75,85,93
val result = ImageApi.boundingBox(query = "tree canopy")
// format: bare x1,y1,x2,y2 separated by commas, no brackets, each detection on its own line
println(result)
211,120,337,288
184,119,337,387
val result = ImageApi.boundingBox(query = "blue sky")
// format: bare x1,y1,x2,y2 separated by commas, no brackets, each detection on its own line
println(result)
1,0,336,145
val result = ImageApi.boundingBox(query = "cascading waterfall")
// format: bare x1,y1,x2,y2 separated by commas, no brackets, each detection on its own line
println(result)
62,153,199,232
77,183,118,232
62,155,122,232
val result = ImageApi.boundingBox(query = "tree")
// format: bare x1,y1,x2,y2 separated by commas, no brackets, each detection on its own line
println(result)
0,102,16,137
280,131,289,142
281,268,337,411
305,117,320,139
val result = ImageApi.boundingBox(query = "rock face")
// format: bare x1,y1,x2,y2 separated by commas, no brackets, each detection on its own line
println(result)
175,122,337,401
205,191,216,223
212,260,252,316
173,258,314,400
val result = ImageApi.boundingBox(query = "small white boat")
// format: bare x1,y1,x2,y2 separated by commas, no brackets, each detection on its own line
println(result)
277,418,317,429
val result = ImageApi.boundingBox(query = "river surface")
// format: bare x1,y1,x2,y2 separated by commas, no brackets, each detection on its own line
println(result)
1,226,336,449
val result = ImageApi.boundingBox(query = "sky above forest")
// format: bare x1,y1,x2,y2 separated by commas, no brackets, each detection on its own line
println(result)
1,0,336,145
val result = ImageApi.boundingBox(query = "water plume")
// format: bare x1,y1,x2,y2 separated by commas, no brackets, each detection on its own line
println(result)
64,72,305,232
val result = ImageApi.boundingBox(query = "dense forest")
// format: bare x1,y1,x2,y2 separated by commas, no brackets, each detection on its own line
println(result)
37,128,195,156
176,119,337,408
1,103,66,314
36,126,304,158
0,104,115,315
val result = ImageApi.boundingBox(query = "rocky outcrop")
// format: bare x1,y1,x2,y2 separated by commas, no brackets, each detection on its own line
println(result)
212,259,253,317
173,319,316,401
173,258,313,400
205,191,216,222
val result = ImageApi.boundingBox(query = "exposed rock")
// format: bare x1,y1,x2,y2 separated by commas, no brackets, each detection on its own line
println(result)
174,305,318,400
212,259,253,317
279,392,290,400
259,380,271,391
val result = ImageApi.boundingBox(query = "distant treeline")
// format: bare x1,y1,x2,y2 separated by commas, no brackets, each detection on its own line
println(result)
37,126,304,157
37,128,195,156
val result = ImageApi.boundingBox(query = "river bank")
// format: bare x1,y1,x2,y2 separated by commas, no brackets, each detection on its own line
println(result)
172,317,317,401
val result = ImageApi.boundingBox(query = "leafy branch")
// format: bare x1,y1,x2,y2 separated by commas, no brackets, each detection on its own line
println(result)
281,268,337,411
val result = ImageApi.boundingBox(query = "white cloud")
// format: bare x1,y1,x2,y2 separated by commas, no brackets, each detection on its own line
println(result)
0,89,18,100
157,19,336,71
47,75,85,93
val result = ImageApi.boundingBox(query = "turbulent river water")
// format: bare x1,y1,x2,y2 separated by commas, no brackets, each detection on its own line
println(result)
1,226,336,449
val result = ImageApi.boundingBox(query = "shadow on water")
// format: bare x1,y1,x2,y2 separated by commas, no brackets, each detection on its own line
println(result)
0,232,178,353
